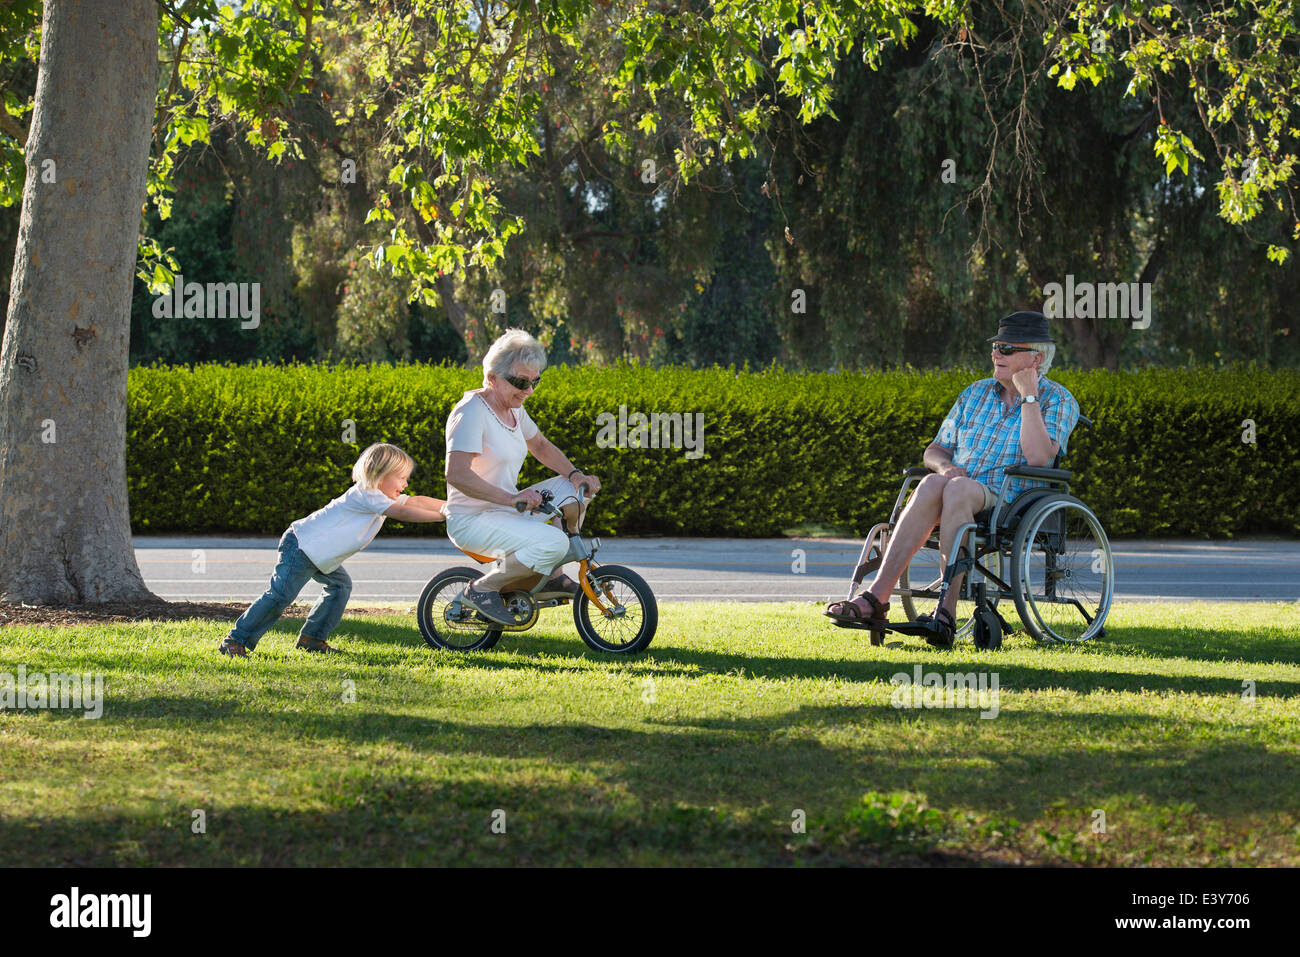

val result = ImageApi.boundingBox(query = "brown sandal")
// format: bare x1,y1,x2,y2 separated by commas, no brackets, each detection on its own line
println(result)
825,592,889,628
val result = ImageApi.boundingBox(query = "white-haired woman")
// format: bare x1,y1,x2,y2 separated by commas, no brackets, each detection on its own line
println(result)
443,329,601,624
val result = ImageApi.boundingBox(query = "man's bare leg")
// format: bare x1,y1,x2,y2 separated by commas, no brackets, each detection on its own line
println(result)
935,478,988,620
828,473,947,618
863,473,947,605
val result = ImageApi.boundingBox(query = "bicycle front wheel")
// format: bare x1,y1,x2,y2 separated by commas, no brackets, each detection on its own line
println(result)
572,564,657,654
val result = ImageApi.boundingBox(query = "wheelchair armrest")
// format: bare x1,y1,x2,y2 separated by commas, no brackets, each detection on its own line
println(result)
1005,465,1072,482
902,467,933,478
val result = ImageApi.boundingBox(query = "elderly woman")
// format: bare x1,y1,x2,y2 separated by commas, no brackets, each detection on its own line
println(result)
443,329,601,625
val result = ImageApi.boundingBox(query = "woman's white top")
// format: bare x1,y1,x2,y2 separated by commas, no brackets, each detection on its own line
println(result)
444,390,539,517
290,484,407,573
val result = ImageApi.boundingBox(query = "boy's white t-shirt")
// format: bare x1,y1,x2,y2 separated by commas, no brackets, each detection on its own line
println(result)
290,484,407,573
444,390,539,517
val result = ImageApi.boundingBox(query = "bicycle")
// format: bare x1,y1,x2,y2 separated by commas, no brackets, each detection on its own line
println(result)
415,487,658,654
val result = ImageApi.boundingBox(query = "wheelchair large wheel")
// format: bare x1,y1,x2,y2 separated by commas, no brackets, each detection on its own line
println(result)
1011,496,1112,644
900,548,1003,642
573,564,657,654
416,567,503,651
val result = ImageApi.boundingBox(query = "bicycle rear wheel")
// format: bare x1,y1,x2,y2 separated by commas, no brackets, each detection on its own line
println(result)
416,567,503,651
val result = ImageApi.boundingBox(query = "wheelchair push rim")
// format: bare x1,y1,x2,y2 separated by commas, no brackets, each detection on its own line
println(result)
1012,496,1113,644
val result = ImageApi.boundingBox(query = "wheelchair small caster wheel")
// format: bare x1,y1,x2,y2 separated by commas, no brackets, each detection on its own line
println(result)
869,628,885,646
972,605,1003,651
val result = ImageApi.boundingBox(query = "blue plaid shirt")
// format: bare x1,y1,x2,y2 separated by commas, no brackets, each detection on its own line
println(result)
933,376,1080,503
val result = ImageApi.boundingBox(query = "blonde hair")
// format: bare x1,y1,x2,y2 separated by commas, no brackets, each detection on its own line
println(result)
352,443,414,489
483,328,547,387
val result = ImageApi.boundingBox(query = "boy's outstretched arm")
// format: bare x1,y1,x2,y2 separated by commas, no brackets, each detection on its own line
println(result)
404,494,446,512
383,500,445,523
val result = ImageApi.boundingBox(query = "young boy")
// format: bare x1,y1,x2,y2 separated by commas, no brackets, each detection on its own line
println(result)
217,443,444,656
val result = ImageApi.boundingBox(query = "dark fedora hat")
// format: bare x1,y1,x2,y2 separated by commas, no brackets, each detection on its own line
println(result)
987,310,1054,343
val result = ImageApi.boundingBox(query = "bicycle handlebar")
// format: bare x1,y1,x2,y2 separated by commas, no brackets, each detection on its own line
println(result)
515,489,555,513
514,483,592,513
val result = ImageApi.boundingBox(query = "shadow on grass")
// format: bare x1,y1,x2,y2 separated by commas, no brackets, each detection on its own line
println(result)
82,694,1300,825
0,783,790,867
1096,626,1300,665
8,610,1298,865
371,628,1300,698
17,604,1299,671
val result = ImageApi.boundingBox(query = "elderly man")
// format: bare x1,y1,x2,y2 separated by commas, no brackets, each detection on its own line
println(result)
825,311,1080,646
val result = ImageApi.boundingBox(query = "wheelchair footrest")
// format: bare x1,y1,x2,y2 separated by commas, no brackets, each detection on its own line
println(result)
830,618,886,645
884,621,955,650
884,621,940,637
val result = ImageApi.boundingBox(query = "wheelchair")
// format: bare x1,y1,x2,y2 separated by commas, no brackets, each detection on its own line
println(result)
836,415,1113,648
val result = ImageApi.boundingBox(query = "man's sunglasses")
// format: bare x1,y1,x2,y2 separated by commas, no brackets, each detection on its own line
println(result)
504,373,542,390
992,343,1035,356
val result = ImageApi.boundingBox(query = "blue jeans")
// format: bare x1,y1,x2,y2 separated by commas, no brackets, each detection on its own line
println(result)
228,530,353,650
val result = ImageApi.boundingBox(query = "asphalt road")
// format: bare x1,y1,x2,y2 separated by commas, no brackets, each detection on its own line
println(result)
135,535,1300,605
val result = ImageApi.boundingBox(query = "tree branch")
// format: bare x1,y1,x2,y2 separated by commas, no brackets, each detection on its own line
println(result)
0,97,26,144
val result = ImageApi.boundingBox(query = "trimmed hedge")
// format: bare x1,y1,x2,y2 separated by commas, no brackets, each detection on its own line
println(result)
126,363,1300,538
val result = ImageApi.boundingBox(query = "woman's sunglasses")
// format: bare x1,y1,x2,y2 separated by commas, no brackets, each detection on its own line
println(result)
504,373,542,390
992,343,1035,356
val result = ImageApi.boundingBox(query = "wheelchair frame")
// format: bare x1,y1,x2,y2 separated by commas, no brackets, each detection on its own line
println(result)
844,415,1113,648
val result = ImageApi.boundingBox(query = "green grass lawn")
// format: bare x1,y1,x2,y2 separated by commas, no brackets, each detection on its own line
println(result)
2,601,1299,866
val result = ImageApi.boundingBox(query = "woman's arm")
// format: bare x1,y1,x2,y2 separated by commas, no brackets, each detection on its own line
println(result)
446,451,543,508
446,451,516,506
527,432,602,492
525,431,576,477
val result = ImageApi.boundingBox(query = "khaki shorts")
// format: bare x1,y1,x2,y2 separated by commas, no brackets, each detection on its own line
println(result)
980,483,999,512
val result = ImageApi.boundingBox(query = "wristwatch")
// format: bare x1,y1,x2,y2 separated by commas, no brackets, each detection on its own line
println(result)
1021,394,1038,405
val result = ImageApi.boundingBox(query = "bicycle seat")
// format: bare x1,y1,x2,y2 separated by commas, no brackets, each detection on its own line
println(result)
457,546,496,565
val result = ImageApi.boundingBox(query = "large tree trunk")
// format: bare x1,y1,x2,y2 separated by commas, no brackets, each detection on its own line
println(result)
0,0,159,604
434,272,487,366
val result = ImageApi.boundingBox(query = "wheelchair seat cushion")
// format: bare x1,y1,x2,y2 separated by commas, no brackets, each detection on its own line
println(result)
993,489,1057,535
